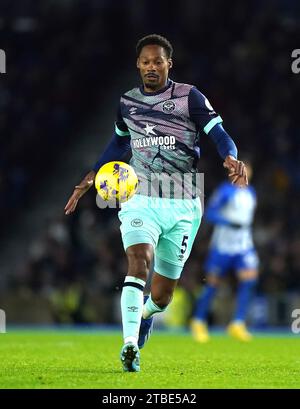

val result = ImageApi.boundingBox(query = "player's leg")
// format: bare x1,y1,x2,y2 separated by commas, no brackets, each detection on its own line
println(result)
147,270,178,311
138,197,202,348
118,195,161,371
121,243,153,342
138,258,181,349
143,270,179,319
138,270,179,349
191,250,230,342
191,275,220,342
228,250,259,341
120,243,154,371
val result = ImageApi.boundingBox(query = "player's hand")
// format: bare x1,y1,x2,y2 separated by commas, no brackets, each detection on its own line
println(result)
64,190,82,215
64,170,95,215
223,155,248,187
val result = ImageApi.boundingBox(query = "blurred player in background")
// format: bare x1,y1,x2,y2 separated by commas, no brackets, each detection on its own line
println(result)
65,34,248,372
191,161,258,342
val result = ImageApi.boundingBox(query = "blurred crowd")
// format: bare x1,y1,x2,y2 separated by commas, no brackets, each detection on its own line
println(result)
1,0,300,325
0,0,133,229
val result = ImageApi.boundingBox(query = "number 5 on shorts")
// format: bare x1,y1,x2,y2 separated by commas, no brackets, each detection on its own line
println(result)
181,235,189,255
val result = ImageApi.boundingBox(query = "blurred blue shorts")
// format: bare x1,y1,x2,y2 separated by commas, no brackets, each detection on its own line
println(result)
204,247,259,277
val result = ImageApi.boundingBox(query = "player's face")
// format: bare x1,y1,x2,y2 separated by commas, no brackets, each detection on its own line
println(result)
137,45,172,92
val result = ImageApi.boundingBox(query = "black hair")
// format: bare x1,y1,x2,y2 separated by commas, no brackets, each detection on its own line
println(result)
136,34,173,58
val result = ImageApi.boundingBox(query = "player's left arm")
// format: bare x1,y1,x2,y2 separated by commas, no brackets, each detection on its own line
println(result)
64,105,131,215
189,87,248,187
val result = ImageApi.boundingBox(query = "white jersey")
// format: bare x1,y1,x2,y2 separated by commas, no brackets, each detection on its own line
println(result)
206,182,256,254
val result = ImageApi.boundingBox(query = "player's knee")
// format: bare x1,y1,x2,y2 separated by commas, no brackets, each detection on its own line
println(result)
126,247,152,279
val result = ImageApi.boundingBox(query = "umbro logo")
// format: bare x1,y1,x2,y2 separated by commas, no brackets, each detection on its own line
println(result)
129,107,137,115
128,306,138,312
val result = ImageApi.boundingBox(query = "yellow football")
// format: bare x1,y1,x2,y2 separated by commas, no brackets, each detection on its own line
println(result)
95,161,138,203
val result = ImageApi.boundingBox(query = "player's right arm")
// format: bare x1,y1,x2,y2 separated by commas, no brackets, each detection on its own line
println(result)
64,105,131,215
188,87,247,187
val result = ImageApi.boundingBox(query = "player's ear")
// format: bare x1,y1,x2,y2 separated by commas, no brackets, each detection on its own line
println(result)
136,58,140,69
168,59,173,69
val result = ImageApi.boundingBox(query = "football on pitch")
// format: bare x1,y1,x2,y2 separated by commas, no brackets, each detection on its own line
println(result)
95,161,139,203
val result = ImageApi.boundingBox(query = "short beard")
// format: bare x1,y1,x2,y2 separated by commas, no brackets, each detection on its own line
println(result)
144,80,159,90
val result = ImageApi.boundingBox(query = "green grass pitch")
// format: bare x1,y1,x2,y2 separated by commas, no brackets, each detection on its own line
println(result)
0,329,299,389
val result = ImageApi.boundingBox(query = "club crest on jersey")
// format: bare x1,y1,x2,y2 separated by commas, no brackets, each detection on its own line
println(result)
162,100,175,113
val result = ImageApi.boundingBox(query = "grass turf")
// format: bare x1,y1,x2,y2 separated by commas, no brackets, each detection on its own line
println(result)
0,329,299,389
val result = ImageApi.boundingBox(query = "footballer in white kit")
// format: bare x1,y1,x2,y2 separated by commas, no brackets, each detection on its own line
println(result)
191,162,258,342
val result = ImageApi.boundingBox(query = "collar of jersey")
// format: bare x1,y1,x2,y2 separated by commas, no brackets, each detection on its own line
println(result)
139,79,173,96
